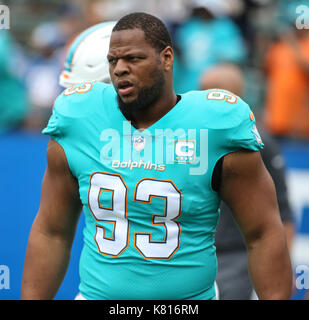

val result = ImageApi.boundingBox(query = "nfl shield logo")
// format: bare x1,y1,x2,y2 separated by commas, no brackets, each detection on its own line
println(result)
133,135,145,151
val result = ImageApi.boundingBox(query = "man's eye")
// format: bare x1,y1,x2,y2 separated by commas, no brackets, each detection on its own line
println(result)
108,58,117,65
129,57,140,61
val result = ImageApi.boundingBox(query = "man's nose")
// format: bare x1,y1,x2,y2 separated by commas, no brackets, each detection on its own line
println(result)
114,59,129,77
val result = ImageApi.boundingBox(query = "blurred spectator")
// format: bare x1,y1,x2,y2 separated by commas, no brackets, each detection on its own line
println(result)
24,20,74,130
0,31,29,134
20,2,122,131
200,63,295,299
82,0,188,23
228,0,276,64
263,17,309,140
173,0,247,93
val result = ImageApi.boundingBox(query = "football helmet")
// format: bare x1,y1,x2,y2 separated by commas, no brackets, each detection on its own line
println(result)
59,21,116,88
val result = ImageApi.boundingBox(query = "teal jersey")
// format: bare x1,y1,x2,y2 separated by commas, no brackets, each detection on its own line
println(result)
43,82,263,300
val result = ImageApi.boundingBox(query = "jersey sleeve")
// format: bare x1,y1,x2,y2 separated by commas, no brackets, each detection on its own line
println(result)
42,81,108,177
201,89,264,189
41,90,78,176
42,81,108,141
42,95,67,142
207,95,264,192
226,102,264,152
41,87,79,152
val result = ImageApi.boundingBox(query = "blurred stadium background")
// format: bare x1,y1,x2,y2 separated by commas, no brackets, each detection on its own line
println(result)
0,0,309,300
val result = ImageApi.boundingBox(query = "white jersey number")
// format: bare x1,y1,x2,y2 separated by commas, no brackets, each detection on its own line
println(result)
206,90,238,104
88,172,182,260
63,82,93,96
88,172,129,257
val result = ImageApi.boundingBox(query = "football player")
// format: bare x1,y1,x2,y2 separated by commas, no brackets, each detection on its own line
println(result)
22,13,292,300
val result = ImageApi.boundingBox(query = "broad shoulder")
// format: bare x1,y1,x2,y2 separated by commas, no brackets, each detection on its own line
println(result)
53,81,115,118
182,89,253,129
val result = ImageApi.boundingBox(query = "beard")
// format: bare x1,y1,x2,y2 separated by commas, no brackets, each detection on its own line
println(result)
117,68,165,121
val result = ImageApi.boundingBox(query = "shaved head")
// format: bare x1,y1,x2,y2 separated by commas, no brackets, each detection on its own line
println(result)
199,64,245,97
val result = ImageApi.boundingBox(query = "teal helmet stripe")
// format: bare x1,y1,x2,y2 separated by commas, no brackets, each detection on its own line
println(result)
65,21,116,71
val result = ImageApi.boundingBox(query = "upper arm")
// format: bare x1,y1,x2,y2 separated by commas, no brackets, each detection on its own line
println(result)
33,138,82,243
219,149,284,246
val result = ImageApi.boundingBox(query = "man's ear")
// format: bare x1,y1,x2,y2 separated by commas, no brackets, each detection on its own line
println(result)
161,46,174,71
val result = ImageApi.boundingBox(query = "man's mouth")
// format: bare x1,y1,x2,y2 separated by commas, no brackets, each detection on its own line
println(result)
117,80,134,96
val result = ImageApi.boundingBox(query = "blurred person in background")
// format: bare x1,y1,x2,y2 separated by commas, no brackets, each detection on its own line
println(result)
23,6,88,131
263,2,309,140
200,63,295,299
173,0,247,93
0,30,29,134
24,21,72,131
